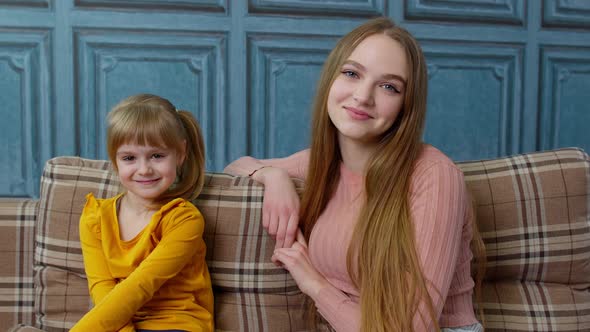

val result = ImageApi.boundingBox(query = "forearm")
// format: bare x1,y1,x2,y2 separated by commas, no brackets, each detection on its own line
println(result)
313,285,361,332
224,150,309,180
223,156,266,177
119,322,136,332
72,308,136,332
71,278,150,331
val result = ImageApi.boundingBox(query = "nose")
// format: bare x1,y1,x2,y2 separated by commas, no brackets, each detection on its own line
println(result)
137,159,153,175
353,82,374,106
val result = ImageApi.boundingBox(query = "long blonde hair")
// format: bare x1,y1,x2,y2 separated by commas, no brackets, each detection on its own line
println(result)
300,17,454,331
107,94,206,204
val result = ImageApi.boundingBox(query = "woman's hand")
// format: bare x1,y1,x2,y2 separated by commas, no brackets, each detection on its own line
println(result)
253,166,300,249
272,230,328,298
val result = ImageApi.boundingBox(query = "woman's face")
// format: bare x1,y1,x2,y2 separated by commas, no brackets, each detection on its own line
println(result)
327,33,408,147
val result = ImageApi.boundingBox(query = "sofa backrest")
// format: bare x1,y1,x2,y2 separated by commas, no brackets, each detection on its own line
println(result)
457,147,590,284
34,157,306,331
22,147,590,331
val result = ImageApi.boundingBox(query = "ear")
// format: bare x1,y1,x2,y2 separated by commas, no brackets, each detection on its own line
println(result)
177,139,187,165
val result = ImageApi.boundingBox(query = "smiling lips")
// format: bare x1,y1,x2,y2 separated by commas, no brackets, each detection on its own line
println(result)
345,106,372,120
135,179,160,185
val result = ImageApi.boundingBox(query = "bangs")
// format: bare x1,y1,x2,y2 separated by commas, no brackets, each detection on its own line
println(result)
108,106,183,156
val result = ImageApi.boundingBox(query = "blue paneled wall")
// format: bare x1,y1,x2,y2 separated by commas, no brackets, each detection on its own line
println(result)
1,0,589,197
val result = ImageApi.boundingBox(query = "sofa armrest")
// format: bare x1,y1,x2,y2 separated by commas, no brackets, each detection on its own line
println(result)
7,324,44,332
0,199,38,332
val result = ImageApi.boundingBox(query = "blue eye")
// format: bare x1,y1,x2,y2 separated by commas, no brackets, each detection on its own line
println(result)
381,83,401,94
342,70,358,78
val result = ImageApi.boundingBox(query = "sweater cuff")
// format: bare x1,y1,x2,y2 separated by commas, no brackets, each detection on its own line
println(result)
314,285,360,332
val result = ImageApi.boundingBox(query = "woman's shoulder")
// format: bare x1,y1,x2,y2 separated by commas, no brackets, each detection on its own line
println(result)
409,145,467,198
411,144,464,185
414,144,460,172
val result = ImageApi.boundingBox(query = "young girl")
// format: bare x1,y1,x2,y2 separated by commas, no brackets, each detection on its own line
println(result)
71,94,214,332
224,18,484,331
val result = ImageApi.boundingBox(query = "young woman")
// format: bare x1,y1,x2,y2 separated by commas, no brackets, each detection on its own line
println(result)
224,18,483,332
72,94,213,332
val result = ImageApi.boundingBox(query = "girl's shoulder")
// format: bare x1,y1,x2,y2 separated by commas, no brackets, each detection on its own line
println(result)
154,198,205,238
159,198,204,225
84,192,120,205
80,193,121,233
160,197,200,214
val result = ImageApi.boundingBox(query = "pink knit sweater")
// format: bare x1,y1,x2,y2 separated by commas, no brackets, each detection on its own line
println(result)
224,145,478,331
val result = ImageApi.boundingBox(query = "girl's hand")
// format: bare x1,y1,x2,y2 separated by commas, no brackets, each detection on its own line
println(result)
253,166,300,249
271,230,328,298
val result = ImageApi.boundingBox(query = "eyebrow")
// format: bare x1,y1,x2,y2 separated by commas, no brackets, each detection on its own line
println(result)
116,150,135,156
116,147,166,155
343,60,407,85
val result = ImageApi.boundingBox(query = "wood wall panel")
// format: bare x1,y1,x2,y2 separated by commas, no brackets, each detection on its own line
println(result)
247,34,337,158
423,42,523,161
74,0,226,13
543,0,590,29
405,0,525,25
0,0,51,9
0,30,51,197
75,29,227,170
540,47,590,153
248,0,385,17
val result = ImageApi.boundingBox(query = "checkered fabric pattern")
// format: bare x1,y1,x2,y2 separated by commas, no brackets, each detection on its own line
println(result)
7,325,44,332
0,200,37,332
32,156,306,331
1,147,588,332
34,158,120,331
457,147,590,331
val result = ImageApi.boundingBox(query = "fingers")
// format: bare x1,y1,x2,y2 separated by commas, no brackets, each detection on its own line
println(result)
275,213,289,249
272,245,309,270
282,214,299,248
267,211,279,238
271,248,294,269
262,205,270,229
258,170,301,249
296,229,307,248
271,253,283,267
271,248,286,268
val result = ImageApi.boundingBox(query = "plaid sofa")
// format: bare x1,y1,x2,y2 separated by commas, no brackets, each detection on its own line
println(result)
1,147,589,332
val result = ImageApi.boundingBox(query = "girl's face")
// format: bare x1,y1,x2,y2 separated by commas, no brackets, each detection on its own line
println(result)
115,143,184,205
327,33,408,147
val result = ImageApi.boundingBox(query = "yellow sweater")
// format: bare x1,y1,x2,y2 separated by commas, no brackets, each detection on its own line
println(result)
71,193,214,332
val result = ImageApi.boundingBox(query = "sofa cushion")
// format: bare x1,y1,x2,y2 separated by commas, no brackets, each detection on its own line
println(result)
30,147,590,332
34,156,305,331
8,324,45,332
0,200,37,332
35,158,119,331
458,147,590,284
194,174,306,331
481,280,590,331
458,147,590,331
